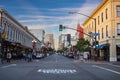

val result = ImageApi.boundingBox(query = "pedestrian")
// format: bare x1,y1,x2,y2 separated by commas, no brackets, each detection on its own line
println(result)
27,52,32,62
77,50,80,59
94,53,97,61
87,53,90,60
23,53,27,61
0,52,5,64
74,48,78,60
6,51,12,63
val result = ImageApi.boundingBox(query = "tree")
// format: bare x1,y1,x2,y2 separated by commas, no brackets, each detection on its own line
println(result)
63,47,68,51
76,38,90,52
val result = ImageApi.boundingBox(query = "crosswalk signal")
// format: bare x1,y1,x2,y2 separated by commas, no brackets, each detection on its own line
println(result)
59,25,63,31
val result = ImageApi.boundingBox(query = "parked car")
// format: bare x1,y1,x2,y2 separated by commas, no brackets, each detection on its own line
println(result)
35,53,44,59
67,51,74,58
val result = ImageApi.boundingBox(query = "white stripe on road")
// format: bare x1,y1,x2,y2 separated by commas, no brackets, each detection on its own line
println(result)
92,65,120,75
1,64,16,68
37,69,77,74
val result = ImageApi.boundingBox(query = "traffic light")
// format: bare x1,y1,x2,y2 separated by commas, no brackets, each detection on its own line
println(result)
59,25,63,31
93,41,99,48
95,41,99,48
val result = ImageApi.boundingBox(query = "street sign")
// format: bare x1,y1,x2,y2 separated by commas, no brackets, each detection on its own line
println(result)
93,33,100,36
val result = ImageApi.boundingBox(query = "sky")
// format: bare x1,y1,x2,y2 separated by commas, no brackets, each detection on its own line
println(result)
0,0,102,48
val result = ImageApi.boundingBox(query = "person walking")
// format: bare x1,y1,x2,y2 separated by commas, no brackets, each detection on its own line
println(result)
27,52,32,62
0,52,5,64
6,51,12,63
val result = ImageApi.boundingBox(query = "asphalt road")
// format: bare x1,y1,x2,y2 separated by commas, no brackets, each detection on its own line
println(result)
0,54,120,80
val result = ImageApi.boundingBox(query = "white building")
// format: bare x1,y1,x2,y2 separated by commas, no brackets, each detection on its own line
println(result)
71,36,77,46
0,8,41,55
29,29,45,43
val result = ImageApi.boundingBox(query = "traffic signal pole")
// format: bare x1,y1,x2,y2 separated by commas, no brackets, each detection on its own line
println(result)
68,12,98,61
59,24,94,38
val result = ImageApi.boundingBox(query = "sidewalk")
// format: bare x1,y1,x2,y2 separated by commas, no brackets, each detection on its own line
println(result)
0,58,26,65
85,59,120,65
111,61,120,65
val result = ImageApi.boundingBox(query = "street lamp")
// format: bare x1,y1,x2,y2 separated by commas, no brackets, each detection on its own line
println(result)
32,39,37,54
68,12,97,61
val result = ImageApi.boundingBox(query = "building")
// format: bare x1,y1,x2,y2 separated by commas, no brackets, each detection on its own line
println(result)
71,36,77,46
59,34,68,49
0,8,41,57
83,0,120,61
29,29,45,43
58,34,77,49
44,34,54,48
77,24,84,39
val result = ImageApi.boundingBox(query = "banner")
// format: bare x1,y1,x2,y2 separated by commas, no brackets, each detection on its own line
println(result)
1,28,6,39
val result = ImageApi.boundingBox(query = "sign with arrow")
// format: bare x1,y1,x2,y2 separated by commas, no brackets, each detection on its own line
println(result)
93,33,100,36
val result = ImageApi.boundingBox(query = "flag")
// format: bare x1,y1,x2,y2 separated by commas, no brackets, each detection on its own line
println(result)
1,28,6,39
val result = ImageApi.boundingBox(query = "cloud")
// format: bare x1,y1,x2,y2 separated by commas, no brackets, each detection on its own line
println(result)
62,0,101,36
16,0,101,37
48,7,80,12
27,24,59,29
18,15,76,24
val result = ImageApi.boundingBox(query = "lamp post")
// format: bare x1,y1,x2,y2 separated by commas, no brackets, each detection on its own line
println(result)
32,39,37,54
69,12,97,61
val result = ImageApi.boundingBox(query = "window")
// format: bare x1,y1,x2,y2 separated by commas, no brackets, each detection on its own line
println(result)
116,6,120,17
98,16,100,25
98,30,100,40
117,23,120,35
89,24,91,31
101,12,103,22
105,8,108,19
106,25,108,37
92,21,93,30
102,28,104,38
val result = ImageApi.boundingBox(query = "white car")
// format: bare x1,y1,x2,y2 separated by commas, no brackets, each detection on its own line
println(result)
35,54,43,59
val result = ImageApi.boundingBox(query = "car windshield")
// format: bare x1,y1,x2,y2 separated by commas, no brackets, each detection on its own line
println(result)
0,0,120,80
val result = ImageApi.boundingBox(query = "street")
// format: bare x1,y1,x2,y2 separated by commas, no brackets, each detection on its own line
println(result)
0,54,120,80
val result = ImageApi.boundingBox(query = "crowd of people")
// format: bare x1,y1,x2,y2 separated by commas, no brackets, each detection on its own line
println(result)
0,50,33,64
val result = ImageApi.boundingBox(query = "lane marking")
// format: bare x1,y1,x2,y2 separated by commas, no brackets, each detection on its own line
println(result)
92,65,120,75
1,64,16,68
37,69,77,74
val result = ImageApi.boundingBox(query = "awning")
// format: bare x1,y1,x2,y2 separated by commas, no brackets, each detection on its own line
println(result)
98,44,106,49
117,45,120,48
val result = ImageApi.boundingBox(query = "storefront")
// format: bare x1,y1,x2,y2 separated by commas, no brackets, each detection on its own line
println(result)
116,45,120,61
99,44,110,61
